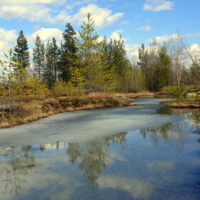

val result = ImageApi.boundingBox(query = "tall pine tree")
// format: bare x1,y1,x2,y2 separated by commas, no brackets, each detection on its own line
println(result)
59,23,78,82
14,30,30,70
33,36,45,80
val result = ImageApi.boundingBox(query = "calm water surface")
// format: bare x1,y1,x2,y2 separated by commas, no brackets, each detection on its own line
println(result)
0,107,200,200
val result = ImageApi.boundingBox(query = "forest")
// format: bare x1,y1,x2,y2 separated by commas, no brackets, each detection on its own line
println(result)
0,13,200,127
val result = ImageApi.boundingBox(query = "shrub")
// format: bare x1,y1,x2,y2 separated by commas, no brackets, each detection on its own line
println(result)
163,86,187,100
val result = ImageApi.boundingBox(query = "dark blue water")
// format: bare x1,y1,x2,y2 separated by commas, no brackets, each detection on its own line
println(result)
0,108,200,200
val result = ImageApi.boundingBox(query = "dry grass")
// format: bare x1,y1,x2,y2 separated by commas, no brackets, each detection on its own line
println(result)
169,100,200,108
87,92,109,98
0,94,134,128
114,91,154,99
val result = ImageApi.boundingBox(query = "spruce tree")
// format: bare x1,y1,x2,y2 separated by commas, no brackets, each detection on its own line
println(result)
59,23,78,82
33,36,45,80
14,30,30,70
155,44,172,91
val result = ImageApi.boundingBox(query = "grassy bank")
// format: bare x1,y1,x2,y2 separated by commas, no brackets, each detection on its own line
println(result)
160,97,200,108
163,100,200,108
0,93,134,128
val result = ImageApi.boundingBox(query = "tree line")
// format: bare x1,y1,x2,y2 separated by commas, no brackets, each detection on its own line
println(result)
1,13,200,101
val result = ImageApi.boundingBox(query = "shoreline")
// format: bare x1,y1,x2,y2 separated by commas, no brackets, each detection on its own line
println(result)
0,95,134,128
162,100,200,108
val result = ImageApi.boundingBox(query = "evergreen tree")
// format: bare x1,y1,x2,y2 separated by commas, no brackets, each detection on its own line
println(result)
44,38,59,87
101,36,131,92
32,36,45,80
59,23,78,82
188,61,200,86
154,44,172,91
14,30,30,70
75,13,113,93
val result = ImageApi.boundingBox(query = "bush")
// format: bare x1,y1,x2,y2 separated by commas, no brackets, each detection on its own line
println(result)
52,79,75,96
163,86,187,99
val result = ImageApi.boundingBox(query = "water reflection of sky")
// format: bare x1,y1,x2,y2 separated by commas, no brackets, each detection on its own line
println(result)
0,109,200,199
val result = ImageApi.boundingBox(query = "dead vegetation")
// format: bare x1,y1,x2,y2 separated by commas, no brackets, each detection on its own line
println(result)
114,91,154,99
0,93,134,128
168,100,200,108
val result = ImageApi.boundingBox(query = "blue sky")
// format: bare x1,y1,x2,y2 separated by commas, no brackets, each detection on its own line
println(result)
0,0,199,61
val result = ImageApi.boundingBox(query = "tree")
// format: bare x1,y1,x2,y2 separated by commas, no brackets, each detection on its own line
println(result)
32,36,45,80
59,23,78,82
101,36,131,92
75,13,113,93
154,44,172,90
0,49,31,114
29,75,48,99
44,38,59,87
188,61,200,86
14,30,30,70
138,43,149,90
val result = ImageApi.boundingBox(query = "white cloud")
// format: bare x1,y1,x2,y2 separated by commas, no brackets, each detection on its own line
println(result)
187,43,200,60
143,0,174,11
119,21,129,25
110,31,129,42
0,3,123,27
0,6,28,19
71,4,124,27
186,33,200,38
27,28,63,45
97,175,154,199
115,29,124,33
147,33,179,43
70,0,98,7
0,0,64,5
0,5,52,22
137,25,152,32
125,44,140,60
0,28,17,57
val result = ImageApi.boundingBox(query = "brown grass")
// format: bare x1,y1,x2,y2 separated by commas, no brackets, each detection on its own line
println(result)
114,91,154,99
169,100,200,108
87,92,109,98
0,94,134,128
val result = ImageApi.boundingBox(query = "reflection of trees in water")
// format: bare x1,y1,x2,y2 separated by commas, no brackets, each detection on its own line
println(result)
39,142,68,152
156,106,174,115
187,110,200,127
148,108,200,148
0,132,127,195
140,120,191,149
66,132,128,193
0,145,35,195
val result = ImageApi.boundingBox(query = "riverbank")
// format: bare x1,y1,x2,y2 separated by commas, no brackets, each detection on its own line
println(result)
162,100,200,108
0,94,134,128
0,98,181,147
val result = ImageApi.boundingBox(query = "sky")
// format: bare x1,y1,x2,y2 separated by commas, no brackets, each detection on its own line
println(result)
0,0,199,63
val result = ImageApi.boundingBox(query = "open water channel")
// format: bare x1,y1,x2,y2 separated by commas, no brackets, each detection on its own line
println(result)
0,98,200,200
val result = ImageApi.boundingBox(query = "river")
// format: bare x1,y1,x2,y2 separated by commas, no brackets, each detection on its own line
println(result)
0,98,199,199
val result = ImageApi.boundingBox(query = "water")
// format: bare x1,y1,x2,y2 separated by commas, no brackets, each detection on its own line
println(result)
0,99,200,199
